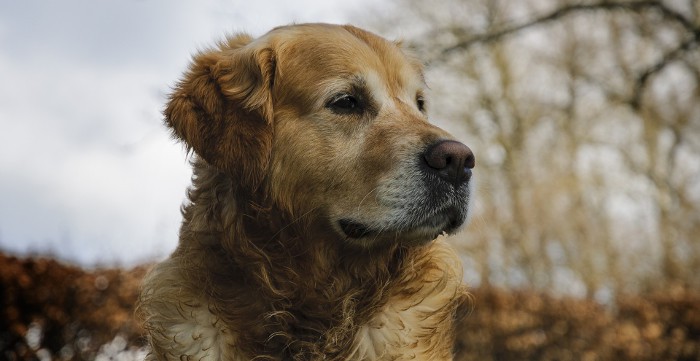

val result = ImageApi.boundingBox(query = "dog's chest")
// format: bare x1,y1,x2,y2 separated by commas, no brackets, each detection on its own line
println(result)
171,295,454,361
348,288,458,360
148,240,463,360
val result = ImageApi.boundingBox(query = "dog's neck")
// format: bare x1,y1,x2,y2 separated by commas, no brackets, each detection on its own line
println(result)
173,159,429,358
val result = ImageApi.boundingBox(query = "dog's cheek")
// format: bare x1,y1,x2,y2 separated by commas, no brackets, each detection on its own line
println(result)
268,124,328,216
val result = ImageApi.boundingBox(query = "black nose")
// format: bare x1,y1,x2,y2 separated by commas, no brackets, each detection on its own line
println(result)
422,140,475,185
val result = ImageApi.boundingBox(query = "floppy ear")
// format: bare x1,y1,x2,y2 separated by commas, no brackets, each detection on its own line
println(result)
165,34,275,189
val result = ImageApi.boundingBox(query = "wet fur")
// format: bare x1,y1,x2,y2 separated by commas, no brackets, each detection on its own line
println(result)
138,24,471,360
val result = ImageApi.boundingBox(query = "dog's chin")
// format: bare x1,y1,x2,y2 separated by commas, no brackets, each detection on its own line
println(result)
337,209,466,248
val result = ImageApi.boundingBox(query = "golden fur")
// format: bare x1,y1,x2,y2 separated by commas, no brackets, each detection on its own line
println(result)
138,23,474,360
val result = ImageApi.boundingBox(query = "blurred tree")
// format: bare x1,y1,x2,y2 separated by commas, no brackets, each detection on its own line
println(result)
370,0,700,296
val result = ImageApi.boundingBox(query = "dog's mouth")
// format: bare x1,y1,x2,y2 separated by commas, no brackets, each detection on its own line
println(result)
338,207,465,244
339,219,377,239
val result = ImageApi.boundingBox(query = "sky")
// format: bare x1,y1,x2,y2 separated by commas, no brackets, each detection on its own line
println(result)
0,0,388,266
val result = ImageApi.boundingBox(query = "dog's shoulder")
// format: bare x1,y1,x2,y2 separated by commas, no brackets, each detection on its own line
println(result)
138,258,242,360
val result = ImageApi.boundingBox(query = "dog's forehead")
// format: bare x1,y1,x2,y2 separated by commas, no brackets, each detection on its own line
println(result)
270,24,424,95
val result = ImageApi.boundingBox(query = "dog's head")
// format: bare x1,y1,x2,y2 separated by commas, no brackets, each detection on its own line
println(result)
166,23,474,247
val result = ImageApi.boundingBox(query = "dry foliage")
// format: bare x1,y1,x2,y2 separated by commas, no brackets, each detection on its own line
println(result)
2,253,700,360
0,253,146,360
456,286,700,361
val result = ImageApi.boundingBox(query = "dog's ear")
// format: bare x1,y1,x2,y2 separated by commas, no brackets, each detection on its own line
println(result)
165,34,275,189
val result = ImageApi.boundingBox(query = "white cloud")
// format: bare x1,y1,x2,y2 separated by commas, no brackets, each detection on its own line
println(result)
0,57,189,265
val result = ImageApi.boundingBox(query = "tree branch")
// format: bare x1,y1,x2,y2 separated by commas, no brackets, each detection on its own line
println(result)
440,1,695,55
630,30,700,108
433,0,700,110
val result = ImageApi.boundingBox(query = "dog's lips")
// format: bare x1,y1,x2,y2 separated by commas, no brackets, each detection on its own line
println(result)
339,219,376,239
338,207,465,242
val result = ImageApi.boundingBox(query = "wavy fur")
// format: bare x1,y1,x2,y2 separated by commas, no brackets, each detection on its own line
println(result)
138,23,472,361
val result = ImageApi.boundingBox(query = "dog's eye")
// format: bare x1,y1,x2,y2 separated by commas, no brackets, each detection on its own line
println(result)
416,95,426,112
328,94,361,114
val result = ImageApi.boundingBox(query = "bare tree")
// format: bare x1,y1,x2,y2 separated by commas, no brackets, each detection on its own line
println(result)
365,0,700,296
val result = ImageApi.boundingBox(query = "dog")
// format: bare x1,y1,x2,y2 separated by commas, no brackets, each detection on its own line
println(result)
138,23,475,360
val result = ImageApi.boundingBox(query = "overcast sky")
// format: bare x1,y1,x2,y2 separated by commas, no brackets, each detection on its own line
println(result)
0,0,389,266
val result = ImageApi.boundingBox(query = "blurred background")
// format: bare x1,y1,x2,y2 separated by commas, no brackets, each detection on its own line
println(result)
1,0,699,360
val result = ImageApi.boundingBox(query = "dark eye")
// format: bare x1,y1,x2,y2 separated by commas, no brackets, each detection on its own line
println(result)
416,95,426,112
327,94,361,114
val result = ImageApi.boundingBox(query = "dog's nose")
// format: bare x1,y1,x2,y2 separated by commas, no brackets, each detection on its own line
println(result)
423,140,475,185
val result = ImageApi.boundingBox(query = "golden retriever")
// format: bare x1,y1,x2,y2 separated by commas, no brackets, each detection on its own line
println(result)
138,23,475,361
